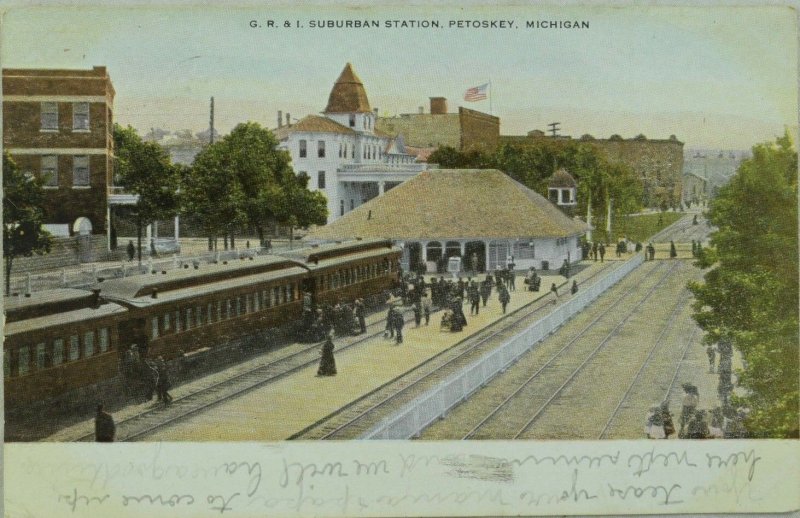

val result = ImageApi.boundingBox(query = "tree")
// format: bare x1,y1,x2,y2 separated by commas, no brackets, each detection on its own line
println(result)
184,122,327,247
113,124,180,264
3,152,52,295
427,141,643,239
688,133,798,438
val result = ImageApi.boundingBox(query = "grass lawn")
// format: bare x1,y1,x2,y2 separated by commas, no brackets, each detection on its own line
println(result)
595,212,684,243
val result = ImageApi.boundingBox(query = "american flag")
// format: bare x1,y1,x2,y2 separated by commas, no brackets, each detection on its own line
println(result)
464,83,489,102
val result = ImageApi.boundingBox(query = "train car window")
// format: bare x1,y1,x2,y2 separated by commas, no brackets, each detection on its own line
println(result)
207,303,214,323
52,338,64,366
99,328,109,352
18,346,30,376
163,313,171,331
286,284,293,302
68,335,80,361
151,317,160,339
237,296,244,315
186,308,194,329
253,292,260,312
175,310,182,332
272,287,279,306
36,342,47,370
84,331,95,357
217,300,223,321
245,294,252,313
228,299,235,318
196,306,204,326
278,286,285,305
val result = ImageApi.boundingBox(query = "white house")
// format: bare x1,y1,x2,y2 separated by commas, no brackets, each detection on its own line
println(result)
273,63,426,223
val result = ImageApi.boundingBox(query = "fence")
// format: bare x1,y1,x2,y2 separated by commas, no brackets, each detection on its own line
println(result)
7,247,268,295
360,252,645,439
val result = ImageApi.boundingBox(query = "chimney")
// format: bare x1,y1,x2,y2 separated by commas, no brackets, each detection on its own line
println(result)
373,108,379,116
418,106,424,114
91,288,101,308
151,288,158,299
286,113,291,127
430,97,447,115
278,110,283,128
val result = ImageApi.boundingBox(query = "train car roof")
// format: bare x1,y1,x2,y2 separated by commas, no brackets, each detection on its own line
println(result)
302,246,402,271
4,288,94,312
101,266,309,307
283,238,394,262
4,302,127,338
96,254,299,299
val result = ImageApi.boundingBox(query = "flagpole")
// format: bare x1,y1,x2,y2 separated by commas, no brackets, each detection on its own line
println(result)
488,80,493,115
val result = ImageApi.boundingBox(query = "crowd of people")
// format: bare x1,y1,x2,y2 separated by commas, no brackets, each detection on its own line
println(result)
645,381,748,440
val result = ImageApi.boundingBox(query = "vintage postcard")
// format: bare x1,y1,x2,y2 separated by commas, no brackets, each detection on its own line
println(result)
2,1,799,517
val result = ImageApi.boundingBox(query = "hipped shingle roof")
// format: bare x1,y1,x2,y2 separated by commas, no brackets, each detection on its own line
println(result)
306,169,588,241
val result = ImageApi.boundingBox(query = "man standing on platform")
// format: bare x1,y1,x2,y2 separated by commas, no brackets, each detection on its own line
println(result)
498,285,510,314
354,298,366,335
468,281,480,315
393,308,405,345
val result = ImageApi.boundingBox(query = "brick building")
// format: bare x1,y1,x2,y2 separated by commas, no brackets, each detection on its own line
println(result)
500,132,684,208
2,67,115,236
377,98,500,155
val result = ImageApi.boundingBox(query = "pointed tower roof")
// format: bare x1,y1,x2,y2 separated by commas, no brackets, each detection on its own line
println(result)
324,63,372,114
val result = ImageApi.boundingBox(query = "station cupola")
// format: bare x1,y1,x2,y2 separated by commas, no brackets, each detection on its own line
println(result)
548,168,578,215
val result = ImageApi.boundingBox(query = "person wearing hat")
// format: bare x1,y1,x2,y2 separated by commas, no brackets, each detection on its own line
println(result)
317,331,337,376
354,298,366,334
155,356,172,405
679,383,699,437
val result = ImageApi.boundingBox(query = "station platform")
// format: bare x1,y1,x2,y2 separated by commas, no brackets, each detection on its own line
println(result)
149,267,587,441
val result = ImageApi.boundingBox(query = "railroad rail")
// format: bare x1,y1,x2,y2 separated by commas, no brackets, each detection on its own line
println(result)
291,262,618,440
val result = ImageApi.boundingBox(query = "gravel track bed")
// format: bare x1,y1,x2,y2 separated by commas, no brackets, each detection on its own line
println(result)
417,260,674,440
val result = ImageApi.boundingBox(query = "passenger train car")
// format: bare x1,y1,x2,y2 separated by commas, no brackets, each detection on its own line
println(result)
3,239,401,410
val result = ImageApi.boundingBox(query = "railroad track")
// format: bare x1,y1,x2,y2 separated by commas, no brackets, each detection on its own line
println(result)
75,306,417,442
447,260,677,440
651,213,713,244
291,261,618,440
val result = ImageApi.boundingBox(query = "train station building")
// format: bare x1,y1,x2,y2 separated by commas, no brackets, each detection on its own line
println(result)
305,168,587,273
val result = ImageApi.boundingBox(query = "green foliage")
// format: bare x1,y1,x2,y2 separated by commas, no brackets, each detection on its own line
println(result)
689,133,799,438
613,212,682,243
183,122,327,242
113,124,180,224
428,141,643,225
3,152,52,294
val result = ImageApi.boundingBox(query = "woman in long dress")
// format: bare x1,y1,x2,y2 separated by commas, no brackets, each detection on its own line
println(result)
317,333,337,376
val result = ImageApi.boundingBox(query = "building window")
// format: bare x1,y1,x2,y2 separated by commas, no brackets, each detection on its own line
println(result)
152,317,159,339
299,139,307,158
73,156,90,186
73,102,90,131
41,102,58,130
338,143,342,158
36,343,47,370
69,335,80,361
318,140,325,158
349,114,355,127
18,346,30,376
350,199,354,210
163,312,171,331
52,339,64,366
318,171,326,189
99,327,109,352
41,155,58,187
340,199,344,216
83,331,95,357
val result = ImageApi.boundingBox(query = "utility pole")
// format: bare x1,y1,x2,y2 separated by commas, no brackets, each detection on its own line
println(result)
547,122,561,137
209,96,215,144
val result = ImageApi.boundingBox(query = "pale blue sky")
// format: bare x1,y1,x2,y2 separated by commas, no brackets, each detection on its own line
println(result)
2,3,797,149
